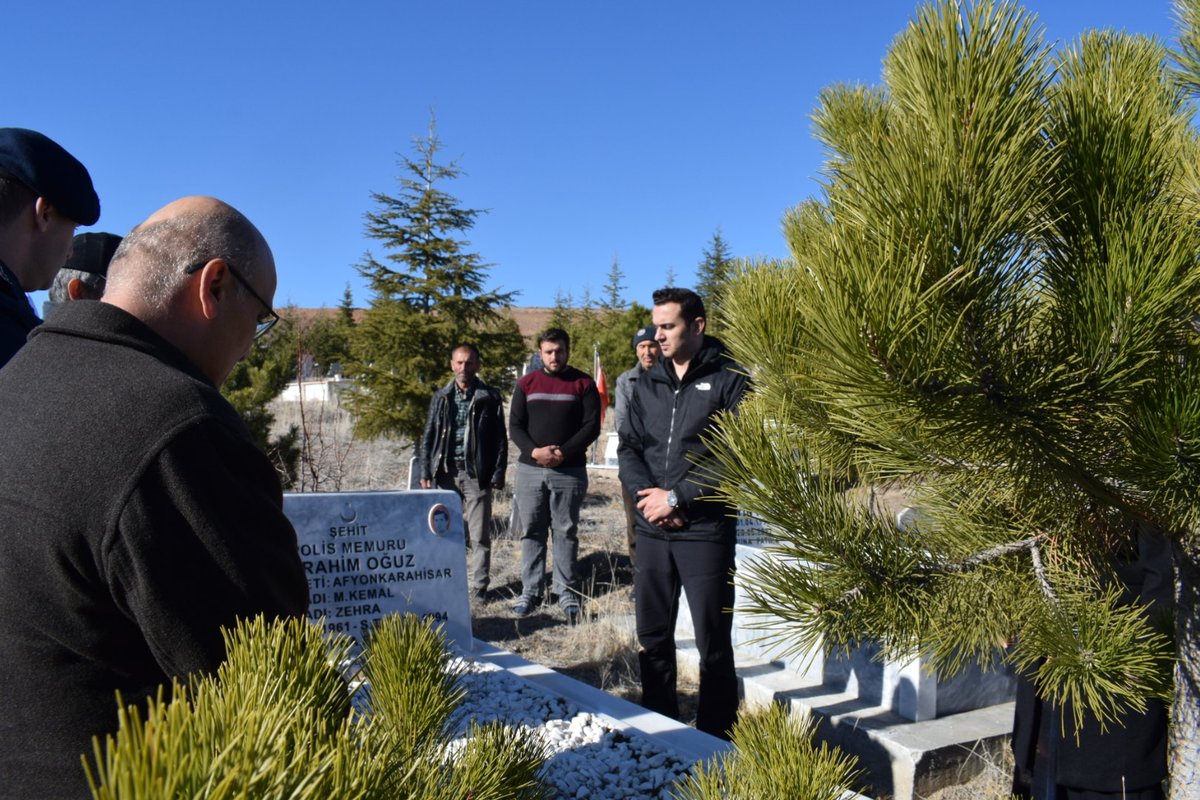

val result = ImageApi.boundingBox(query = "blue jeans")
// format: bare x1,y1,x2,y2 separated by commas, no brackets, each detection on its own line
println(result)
514,462,587,603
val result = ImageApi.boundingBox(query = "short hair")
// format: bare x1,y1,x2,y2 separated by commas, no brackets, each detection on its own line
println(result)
106,206,265,311
652,287,706,324
0,175,35,227
48,269,105,303
537,327,570,349
451,343,480,361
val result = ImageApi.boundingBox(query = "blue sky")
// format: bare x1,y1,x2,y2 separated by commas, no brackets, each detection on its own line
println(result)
8,0,1180,310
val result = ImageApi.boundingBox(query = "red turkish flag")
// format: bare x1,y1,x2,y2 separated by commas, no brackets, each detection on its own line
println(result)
594,346,609,426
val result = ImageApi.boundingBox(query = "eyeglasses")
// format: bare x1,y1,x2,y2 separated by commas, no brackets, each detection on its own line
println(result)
185,260,280,339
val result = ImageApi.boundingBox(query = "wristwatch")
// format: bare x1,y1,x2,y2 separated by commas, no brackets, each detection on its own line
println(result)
666,489,679,509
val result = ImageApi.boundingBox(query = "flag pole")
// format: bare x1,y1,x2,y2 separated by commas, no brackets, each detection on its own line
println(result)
591,342,603,464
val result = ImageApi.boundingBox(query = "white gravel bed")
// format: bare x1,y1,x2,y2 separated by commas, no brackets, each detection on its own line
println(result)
448,658,696,800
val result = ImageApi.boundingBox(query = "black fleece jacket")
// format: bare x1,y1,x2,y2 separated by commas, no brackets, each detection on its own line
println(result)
617,336,749,542
0,301,309,799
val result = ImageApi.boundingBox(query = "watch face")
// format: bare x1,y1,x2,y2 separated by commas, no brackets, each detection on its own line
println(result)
667,491,678,508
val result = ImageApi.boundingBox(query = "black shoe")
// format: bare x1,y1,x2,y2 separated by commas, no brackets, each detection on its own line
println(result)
560,600,581,625
471,588,488,602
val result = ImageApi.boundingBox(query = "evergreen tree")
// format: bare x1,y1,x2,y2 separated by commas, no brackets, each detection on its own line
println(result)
547,255,655,391
694,229,735,334
346,118,524,442
548,293,652,413
338,283,355,327
293,287,356,377
714,1,1200,793
222,319,302,488
300,312,353,377
601,255,625,311
548,288,575,330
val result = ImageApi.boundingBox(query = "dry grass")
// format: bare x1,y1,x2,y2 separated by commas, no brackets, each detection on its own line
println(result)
271,390,409,492
472,471,686,708
919,745,1014,800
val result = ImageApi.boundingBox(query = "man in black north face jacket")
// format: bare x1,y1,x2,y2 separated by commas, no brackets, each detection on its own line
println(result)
617,287,749,739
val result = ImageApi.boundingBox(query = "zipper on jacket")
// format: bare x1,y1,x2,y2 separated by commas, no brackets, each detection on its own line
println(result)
464,392,478,477
437,395,451,475
664,388,680,476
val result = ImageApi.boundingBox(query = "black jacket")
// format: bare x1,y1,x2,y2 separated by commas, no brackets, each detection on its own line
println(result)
0,258,39,368
617,336,749,542
0,301,309,799
418,378,507,489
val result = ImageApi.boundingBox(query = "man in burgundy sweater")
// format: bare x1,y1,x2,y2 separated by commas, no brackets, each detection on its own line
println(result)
508,327,601,622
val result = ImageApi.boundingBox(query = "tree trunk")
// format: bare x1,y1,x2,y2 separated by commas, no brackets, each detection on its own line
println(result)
1171,534,1200,799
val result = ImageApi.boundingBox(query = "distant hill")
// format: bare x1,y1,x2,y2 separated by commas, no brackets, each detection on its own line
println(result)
279,306,558,342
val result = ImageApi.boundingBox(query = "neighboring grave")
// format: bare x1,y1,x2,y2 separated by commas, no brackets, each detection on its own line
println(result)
603,431,619,467
678,505,1015,722
285,490,473,650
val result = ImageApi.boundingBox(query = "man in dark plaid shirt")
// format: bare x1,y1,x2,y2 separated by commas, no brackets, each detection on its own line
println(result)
418,344,508,599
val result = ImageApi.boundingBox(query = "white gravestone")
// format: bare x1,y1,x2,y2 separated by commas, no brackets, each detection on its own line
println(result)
285,490,473,651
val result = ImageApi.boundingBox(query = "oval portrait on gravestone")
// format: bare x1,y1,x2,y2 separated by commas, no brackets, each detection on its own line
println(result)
428,504,451,536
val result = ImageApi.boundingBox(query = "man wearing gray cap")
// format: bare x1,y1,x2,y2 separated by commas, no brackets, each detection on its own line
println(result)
0,127,100,366
614,324,659,566
43,231,122,319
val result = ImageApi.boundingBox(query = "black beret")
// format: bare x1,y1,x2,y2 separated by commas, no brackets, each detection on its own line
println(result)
64,232,122,277
0,128,99,226
632,325,657,349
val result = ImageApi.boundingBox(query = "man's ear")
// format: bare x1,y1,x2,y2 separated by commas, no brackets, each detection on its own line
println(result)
32,197,54,232
693,316,706,336
66,278,86,301
194,258,232,321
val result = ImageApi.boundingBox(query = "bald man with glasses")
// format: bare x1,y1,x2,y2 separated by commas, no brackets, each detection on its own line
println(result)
0,195,308,798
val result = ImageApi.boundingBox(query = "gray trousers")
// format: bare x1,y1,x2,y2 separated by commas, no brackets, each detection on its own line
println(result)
436,466,492,592
515,461,587,602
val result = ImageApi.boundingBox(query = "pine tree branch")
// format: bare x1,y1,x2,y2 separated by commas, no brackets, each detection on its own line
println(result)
1030,542,1058,604
940,533,1050,574
827,532,1049,610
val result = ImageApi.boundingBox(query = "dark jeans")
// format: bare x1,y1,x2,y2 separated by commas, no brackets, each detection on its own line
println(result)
634,533,738,739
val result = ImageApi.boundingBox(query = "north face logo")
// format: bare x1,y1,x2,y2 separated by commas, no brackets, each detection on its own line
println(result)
696,382,711,391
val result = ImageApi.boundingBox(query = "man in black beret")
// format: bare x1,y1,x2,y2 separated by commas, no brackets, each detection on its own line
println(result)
43,232,122,318
0,127,100,366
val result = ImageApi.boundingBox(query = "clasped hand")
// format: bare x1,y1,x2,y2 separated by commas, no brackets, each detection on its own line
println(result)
531,445,564,468
636,487,686,530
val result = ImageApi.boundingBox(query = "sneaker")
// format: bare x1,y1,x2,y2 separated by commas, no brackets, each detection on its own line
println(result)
560,600,581,626
512,596,537,617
